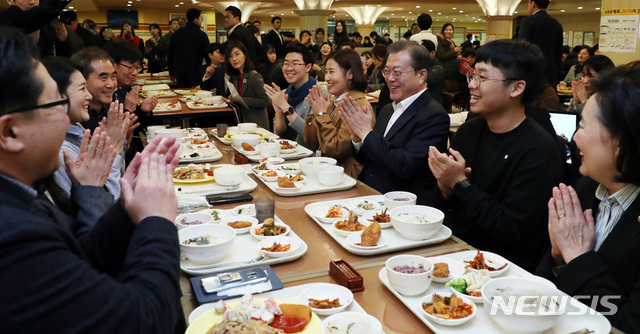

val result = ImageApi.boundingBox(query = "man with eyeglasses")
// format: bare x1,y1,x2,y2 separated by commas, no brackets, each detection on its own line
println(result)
340,40,449,205
0,27,186,333
167,7,209,87
428,39,563,272
264,43,327,148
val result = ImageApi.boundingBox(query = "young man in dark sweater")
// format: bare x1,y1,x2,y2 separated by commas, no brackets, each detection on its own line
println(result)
428,39,563,272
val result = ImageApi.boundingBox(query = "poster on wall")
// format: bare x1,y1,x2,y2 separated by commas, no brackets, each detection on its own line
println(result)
584,32,595,46
599,14,639,53
573,31,583,46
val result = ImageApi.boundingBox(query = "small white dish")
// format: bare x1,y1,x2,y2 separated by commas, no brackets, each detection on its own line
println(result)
232,204,255,217
257,170,286,182
278,140,298,154
250,222,291,240
198,208,231,223
360,210,392,228
346,231,389,250
274,181,304,192
263,157,285,165
449,285,484,304
461,250,510,277
313,205,349,224
220,215,258,234
299,283,353,316
346,199,380,216
257,235,301,258
419,292,476,326
430,258,466,283
175,212,214,230
274,163,301,175
239,146,260,155
332,218,372,237
321,312,383,334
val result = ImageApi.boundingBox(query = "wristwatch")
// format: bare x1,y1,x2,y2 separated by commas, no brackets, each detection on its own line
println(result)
453,179,472,195
285,106,296,115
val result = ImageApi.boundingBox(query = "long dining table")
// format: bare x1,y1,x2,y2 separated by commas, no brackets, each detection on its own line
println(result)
177,128,473,334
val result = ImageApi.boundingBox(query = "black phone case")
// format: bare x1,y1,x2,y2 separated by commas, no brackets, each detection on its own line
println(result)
206,193,253,205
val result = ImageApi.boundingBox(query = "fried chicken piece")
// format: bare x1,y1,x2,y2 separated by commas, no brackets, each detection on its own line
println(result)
277,176,295,188
227,221,253,229
433,262,450,278
360,221,381,246
241,142,255,151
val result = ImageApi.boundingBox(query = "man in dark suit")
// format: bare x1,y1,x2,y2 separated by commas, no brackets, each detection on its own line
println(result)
198,42,226,94
519,0,563,86
167,8,209,87
224,5,259,65
340,41,450,205
263,16,284,59
369,31,388,46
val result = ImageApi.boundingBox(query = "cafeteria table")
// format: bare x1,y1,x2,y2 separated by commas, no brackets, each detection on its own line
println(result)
178,128,473,334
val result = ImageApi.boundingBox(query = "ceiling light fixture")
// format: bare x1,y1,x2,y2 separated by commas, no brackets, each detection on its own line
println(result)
578,6,583,9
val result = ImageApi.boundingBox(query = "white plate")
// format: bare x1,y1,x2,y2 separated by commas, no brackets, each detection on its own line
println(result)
313,205,349,224
379,251,612,334
419,293,476,326
258,235,301,258
345,232,389,250
257,169,286,182
232,204,256,217
272,163,301,175
179,145,223,163
321,312,383,334
332,219,372,237
274,181,305,192
345,199,381,216
360,209,393,228
429,256,466,283
220,215,258,234
461,251,509,277
250,223,291,240
153,101,181,112
299,283,353,316
174,173,257,197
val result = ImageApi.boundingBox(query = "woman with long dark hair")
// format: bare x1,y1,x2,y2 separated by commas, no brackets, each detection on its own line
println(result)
559,46,594,87
435,23,462,68
332,20,349,49
224,40,271,129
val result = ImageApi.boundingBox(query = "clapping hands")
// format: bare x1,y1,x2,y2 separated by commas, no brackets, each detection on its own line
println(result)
63,127,117,187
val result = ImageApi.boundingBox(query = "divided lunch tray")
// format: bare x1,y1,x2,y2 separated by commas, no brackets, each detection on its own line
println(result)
254,169,357,197
304,195,452,255
379,250,612,334
181,215,308,275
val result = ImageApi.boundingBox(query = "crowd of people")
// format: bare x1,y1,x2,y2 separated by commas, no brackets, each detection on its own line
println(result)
1,0,640,332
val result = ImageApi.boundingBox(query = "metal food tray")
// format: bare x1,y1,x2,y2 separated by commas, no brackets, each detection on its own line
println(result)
304,195,452,255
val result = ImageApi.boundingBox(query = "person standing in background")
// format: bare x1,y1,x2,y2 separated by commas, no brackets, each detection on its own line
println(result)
519,0,563,86
168,8,209,87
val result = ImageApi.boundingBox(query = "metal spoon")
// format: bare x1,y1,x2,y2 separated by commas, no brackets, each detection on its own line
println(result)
184,254,268,271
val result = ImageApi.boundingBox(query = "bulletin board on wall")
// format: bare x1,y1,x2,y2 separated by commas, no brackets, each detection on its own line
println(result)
599,9,639,53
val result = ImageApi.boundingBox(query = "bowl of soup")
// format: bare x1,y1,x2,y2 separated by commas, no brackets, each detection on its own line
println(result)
481,277,565,333
178,224,236,264
299,157,337,179
389,205,444,240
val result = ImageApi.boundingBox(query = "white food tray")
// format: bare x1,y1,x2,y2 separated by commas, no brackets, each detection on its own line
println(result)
212,126,279,145
233,143,314,162
153,101,182,113
304,195,452,255
179,142,223,163
187,283,371,328
180,215,307,275
140,90,177,98
256,170,357,197
186,101,229,110
379,250,612,334
174,172,257,196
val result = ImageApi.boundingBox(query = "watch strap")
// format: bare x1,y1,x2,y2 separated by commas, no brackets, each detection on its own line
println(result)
453,179,472,196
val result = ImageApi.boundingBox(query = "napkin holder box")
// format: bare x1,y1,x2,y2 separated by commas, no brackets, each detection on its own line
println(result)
329,259,364,292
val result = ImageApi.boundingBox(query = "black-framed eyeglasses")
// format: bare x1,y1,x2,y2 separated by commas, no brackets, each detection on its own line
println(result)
118,62,142,72
466,71,520,87
6,96,70,115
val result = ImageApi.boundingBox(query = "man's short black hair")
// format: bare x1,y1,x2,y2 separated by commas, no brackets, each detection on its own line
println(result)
206,42,224,55
475,39,545,105
369,31,378,38
104,40,142,64
339,41,357,50
315,28,325,35
384,33,390,37
0,27,42,115
403,30,412,39
187,8,201,23
417,13,433,30
253,20,261,25
248,25,260,35
388,40,430,72
225,6,242,21
410,23,417,29
531,0,550,9
422,40,436,53
271,16,281,24
71,47,114,79
466,33,472,40
284,43,314,65
169,18,179,25
462,48,477,58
